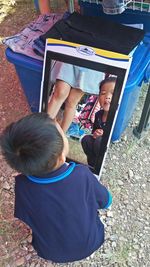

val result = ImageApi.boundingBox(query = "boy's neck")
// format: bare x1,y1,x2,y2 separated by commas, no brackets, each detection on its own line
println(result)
53,158,66,171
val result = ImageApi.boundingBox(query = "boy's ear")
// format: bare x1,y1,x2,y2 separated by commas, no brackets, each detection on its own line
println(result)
61,151,66,162
58,151,66,164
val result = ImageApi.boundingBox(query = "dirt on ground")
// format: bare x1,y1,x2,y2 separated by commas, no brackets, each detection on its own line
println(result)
0,1,150,267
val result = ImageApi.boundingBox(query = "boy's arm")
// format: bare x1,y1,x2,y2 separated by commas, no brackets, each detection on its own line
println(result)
91,174,112,209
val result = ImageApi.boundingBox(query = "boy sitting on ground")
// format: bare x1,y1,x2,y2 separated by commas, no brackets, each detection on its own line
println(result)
0,112,112,263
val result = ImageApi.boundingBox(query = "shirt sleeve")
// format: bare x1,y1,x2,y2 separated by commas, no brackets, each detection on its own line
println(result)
91,174,112,209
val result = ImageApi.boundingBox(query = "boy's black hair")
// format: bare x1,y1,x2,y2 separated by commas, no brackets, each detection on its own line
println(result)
99,76,117,93
0,113,64,176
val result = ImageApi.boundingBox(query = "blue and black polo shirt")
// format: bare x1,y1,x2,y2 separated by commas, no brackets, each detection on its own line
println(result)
14,162,112,263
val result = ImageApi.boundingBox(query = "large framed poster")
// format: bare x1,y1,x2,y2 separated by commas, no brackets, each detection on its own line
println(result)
39,38,132,178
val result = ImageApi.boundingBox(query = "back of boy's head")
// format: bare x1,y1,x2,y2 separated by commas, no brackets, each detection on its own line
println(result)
99,76,116,93
0,113,64,176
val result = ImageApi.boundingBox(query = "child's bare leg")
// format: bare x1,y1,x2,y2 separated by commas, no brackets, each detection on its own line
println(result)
38,0,51,14
61,88,84,132
48,80,71,119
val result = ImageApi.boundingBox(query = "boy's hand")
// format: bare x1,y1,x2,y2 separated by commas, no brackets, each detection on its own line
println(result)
93,129,104,139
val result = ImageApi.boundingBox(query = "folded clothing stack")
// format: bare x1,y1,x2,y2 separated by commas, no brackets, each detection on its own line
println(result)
3,11,145,59
3,13,64,60
34,11,145,56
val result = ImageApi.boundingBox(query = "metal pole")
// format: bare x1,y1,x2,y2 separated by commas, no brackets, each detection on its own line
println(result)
133,83,150,138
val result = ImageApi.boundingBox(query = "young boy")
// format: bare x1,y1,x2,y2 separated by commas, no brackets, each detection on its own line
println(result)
0,112,112,263
81,76,116,168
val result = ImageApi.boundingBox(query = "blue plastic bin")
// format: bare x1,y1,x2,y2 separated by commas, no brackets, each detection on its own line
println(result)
6,50,43,112
6,38,150,140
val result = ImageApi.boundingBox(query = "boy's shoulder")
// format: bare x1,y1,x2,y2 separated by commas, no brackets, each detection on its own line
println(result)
15,173,26,180
15,173,28,185
73,163,95,180
74,162,91,172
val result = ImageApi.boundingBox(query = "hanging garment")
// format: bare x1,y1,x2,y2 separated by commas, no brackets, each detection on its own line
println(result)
79,95,98,129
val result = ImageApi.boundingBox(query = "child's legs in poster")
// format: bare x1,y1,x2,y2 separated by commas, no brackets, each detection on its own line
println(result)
61,88,84,132
48,80,71,119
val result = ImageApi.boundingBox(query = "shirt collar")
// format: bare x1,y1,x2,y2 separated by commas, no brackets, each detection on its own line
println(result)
26,162,76,184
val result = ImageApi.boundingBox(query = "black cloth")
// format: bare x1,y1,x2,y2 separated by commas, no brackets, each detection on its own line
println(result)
40,12,145,55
